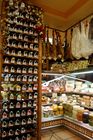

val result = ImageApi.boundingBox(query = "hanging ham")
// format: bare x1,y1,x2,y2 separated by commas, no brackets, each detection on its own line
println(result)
52,30,57,60
88,18,93,40
71,21,93,60
46,29,50,59
66,29,73,60
42,42,46,60
80,22,93,59
71,25,81,59
55,31,64,60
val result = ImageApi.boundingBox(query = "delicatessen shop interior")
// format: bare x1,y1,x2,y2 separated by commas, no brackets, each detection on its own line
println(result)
1,0,93,140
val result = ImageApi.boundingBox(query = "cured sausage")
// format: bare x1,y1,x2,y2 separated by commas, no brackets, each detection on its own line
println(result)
55,31,64,60
52,30,57,60
71,25,81,59
66,29,73,60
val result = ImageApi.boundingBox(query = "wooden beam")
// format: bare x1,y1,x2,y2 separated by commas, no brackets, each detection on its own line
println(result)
37,38,42,140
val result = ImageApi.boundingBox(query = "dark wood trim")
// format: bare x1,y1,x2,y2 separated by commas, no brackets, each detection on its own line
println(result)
46,26,64,32
66,13,93,31
37,38,42,140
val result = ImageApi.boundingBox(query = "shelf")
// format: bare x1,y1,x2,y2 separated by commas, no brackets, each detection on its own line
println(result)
42,91,93,96
15,23,35,29
1,129,35,138
15,16,37,23
81,105,93,110
43,67,93,74
9,30,38,37
1,122,34,128
42,103,52,106
4,54,38,60
2,71,38,75
1,88,38,93
42,92,52,95
64,116,93,131
3,62,38,67
8,37,38,44
7,17,36,24
6,45,38,52
42,101,62,106
42,116,63,122
42,115,93,139
42,71,63,75
41,124,63,130
64,91,93,96
10,81,37,84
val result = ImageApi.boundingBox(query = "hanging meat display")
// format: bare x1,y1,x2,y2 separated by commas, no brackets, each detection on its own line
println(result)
71,19,93,60
88,18,93,40
55,31,64,61
42,40,46,60
52,30,57,60
48,28,53,60
46,29,51,59
80,21,93,59
65,29,73,60
88,18,93,64
71,25,81,59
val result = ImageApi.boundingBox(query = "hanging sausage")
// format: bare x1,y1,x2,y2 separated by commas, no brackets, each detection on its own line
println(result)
88,18,93,40
55,31,64,61
66,29,73,60
71,25,81,59
46,29,50,59
42,42,46,60
42,27,46,60
48,28,53,60
52,29,57,61
80,21,93,59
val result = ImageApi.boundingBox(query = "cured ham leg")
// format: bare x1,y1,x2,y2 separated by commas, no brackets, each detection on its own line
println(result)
66,29,73,60
52,30,57,60
55,31,64,60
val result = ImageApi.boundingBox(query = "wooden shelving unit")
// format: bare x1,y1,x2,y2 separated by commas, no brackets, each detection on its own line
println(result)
0,0,43,140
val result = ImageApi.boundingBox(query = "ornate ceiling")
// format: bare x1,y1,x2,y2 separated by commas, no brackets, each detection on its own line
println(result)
29,0,93,31
1,0,93,30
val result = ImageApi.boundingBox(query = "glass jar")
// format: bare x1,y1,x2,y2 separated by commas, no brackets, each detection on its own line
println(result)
77,107,84,121
72,105,80,119
82,110,89,123
89,111,93,126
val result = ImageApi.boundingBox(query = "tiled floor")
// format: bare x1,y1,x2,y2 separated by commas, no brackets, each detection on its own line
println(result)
41,126,84,140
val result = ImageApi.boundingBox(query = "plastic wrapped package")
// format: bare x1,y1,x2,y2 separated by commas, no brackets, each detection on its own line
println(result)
71,26,81,59
80,22,93,59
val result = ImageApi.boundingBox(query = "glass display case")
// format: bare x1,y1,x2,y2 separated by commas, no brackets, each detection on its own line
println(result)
41,70,93,139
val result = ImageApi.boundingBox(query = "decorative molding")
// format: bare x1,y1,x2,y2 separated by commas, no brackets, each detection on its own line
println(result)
30,0,89,19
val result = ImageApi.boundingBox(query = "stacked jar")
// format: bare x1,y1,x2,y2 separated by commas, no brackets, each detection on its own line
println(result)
72,105,80,119
89,112,93,126
77,107,84,121
90,97,93,107
82,110,89,123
